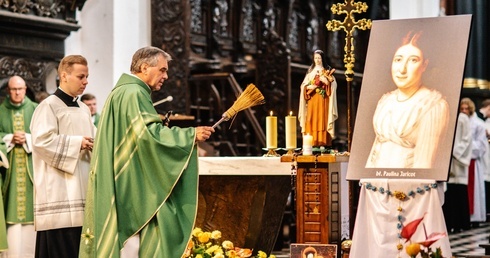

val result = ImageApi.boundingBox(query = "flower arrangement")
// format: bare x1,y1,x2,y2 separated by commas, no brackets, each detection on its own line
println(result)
401,215,447,258
184,227,276,258
310,75,326,99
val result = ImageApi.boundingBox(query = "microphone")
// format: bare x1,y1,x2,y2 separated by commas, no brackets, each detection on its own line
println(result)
153,96,173,106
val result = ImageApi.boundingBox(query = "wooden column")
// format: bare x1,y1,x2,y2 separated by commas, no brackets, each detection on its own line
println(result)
281,155,348,245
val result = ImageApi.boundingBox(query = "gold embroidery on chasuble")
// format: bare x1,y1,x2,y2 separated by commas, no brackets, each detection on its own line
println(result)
13,110,27,221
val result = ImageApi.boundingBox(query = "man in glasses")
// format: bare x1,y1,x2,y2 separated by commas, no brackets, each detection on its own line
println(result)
0,75,38,257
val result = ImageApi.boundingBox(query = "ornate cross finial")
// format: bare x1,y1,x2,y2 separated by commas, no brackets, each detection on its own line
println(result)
326,0,372,81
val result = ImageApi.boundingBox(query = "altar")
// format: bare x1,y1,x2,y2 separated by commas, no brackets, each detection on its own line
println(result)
197,157,292,254
197,156,349,254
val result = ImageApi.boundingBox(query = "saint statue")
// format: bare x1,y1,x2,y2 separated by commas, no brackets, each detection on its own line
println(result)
298,50,338,147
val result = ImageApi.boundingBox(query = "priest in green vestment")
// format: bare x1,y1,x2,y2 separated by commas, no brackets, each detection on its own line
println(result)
0,75,38,256
79,46,214,258
81,93,100,127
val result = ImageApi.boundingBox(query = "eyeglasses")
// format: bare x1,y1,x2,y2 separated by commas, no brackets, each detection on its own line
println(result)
8,87,26,92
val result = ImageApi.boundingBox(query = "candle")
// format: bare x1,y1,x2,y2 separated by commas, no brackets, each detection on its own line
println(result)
285,111,297,149
303,133,313,155
266,111,277,149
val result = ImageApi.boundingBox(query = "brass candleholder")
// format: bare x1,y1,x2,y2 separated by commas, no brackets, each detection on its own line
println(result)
263,148,280,157
283,148,300,156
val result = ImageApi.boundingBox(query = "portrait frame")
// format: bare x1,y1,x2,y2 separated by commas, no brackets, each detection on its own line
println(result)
346,15,472,180
290,243,338,258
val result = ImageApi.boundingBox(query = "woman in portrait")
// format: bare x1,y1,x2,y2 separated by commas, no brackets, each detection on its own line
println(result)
298,50,338,147
365,31,449,168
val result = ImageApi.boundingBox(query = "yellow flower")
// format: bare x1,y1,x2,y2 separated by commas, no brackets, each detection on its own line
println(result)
226,250,237,258
206,245,220,254
257,251,267,258
192,227,203,237
222,240,234,250
406,243,421,257
211,230,222,240
214,247,224,254
189,227,273,258
198,232,211,243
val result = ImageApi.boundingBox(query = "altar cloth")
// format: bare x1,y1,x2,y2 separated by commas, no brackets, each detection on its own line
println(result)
198,156,291,175
350,179,451,258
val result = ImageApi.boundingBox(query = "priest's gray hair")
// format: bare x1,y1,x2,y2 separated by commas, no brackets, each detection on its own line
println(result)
130,46,172,73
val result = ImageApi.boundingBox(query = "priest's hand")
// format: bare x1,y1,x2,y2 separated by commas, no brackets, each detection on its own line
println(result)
12,131,26,145
81,136,94,151
195,126,215,143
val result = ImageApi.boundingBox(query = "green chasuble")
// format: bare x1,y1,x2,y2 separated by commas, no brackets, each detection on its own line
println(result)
80,74,198,258
0,97,37,226
93,112,100,127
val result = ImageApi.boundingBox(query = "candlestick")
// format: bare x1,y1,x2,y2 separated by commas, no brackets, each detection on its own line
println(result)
303,133,313,155
266,111,277,149
285,111,297,149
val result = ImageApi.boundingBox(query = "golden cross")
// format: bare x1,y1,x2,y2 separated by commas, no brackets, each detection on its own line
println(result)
326,0,372,152
326,0,372,81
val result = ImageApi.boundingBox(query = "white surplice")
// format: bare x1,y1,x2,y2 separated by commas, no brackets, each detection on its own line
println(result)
30,95,96,231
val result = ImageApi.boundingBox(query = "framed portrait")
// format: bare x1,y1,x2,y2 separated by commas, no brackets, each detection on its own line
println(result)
290,243,338,258
346,15,472,180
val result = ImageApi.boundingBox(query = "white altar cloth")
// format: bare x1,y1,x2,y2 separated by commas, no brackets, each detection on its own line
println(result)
350,179,451,258
198,157,291,175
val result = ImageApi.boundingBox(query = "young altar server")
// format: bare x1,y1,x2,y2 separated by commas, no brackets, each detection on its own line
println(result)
30,55,96,257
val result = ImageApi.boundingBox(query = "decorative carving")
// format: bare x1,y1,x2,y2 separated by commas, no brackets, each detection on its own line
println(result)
151,0,188,115
32,0,61,17
262,4,276,32
190,0,202,33
213,0,229,37
0,56,34,78
289,11,301,51
1,0,10,8
257,27,290,134
240,0,256,43
210,0,233,59
306,1,319,55
0,55,58,102
1,0,85,23
11,0,30,13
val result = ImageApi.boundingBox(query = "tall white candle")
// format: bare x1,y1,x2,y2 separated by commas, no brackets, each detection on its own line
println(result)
285,111,297,149
303,133,313,155
266,111,277,149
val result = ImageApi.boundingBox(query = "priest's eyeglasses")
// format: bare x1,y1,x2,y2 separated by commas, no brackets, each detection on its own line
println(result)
8,87,26,92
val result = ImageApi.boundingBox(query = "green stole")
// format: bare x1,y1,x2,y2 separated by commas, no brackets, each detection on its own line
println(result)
80,74,198,258
0,97,37,225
